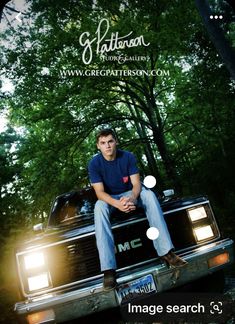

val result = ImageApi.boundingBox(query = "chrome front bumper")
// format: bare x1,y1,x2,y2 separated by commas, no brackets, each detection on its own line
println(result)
15,238,234,324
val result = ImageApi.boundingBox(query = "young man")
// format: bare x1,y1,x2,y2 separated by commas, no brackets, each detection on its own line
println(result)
88,128,187,290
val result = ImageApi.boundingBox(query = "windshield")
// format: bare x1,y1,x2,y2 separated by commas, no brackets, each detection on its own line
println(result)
48,188,97,227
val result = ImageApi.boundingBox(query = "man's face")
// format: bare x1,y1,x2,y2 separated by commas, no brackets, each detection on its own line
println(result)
97,134,117,160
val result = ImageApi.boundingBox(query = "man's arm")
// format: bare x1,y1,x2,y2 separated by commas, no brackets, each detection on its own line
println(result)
92,182,135,213
130,173,141,203
120,173,141,205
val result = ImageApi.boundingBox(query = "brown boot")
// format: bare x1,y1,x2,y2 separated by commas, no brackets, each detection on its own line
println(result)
162,251,188,268
103,269,116,290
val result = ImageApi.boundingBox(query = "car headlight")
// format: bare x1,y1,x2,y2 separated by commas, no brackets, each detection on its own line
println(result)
194,225,214,241
187,206,207,222
24,252,45,270
28,272,50,291
20,251,52,294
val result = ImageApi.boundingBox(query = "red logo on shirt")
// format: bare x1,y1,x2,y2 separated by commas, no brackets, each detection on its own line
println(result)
122,176,129,183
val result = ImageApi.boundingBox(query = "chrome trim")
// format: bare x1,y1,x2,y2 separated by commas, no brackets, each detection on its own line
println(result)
16,219,146,257
16,234,95,256
163,200,209,215
18,236,228,299
17,201,210,256
16,200,218,298
189,202,221,243
15,239,234,322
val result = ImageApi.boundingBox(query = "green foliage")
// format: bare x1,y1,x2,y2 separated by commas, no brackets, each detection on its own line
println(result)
0,0,235,236
2,1,235,320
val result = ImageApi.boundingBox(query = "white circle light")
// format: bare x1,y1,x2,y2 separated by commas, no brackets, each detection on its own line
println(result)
143,175,156,188
146,227,159,240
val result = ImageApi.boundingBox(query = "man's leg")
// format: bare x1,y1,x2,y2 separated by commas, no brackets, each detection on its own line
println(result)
139,187,187,267
138,187,174,256
94,199,116,271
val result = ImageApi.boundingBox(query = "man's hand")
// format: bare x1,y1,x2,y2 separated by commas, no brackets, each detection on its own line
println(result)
119,196,136,213
92,182,138,213
120,196,137,205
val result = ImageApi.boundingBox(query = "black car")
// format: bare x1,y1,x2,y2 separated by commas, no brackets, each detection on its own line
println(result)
14,187,234,323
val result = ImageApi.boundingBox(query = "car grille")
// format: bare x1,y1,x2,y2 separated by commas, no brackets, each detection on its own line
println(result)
46,206,217,289
19,202,219,295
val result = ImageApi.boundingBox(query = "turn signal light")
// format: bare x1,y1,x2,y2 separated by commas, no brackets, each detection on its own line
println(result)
208,252,229,268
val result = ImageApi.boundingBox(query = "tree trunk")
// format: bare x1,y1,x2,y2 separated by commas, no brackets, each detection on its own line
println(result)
128,104,164,188
195,0,235,80
150,120,182,194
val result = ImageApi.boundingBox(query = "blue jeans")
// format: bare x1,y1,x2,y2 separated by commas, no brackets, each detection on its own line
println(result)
94,187,174,271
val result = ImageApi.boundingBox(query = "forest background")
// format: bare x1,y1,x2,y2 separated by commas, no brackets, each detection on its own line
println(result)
0,0,235,322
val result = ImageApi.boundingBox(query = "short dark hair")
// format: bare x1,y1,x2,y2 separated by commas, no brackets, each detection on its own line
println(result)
96,128,117,143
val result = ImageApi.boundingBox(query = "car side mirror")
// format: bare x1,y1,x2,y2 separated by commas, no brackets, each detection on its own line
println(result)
163,189,175,201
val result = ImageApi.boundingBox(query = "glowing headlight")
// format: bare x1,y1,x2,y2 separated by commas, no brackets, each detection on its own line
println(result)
194,225,214,241
28,273,49,291
24,252,45,270
188,206,207,222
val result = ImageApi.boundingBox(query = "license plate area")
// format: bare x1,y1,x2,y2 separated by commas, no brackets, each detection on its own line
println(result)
116,274,157,304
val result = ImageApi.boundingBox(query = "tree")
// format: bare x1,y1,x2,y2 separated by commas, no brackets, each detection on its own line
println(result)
1,0,235,222
195,0,235,79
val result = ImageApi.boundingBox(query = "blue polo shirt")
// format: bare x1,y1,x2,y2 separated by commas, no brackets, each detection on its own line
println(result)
88,149,139,195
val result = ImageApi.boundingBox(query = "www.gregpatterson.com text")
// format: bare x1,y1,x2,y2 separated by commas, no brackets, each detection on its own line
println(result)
59,69,169,77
